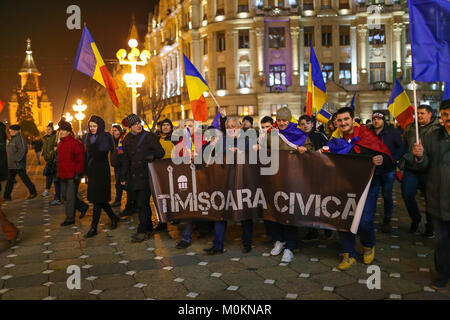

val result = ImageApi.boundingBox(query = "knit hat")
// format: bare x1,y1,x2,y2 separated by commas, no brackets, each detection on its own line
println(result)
57,120,72,132
9,124,20,130
276,107,292,121
372,112,384,119
121,117,128,128
242,116,254,125
160,118,174,130
47,122,54,129
126,113,140,127
441,99,450,110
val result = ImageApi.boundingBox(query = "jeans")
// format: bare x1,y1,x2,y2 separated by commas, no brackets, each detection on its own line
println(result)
270,222,298,250
212,220,253,251
133,187,153,233
372,170,396,221
4,169,37,198
433,218,450,280
60,178,89,222
35,151,41,165
339,179,380,258
113,167,124,203
401,170,433,232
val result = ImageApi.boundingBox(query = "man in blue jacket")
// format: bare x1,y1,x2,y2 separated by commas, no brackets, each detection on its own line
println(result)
370,112,405,233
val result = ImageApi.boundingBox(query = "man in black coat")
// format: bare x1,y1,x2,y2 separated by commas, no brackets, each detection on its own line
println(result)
120,114,165,242
370,112,405,233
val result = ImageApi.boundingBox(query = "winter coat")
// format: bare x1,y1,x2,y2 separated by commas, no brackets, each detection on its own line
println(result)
308,131,328,151
32,139,43,152
6,133,28,170
110,135,122,168
57,134,84,180
84,116,114,204
42,131,57,163
0,122,8,181
415,127,450,221
120,130,165,191
157,132,176,159
370,124,404,174
403,117,440,172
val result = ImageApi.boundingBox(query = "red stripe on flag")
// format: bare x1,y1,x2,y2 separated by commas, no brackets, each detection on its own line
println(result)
396,106,414,130
100,66,119,107
306,92,313,116
0,100,5,114
191,95,209,122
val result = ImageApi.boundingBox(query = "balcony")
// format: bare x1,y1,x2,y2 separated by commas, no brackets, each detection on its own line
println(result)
369,81,391,90
267,84,288,93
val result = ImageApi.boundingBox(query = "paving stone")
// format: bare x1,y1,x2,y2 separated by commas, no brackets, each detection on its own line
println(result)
256,266,299,282
99,287,146,300
143,281,188,299
310,271,355,288
92,274,136,290
184,278,228,293
239,283,285,300
4,273,48,288
135,269,176,283
49,280,94,297
89,263,128,277
127,259,164,271
1,286,48,300
10,263,47,277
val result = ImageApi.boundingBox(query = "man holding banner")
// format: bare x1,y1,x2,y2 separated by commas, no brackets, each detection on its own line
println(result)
328,107,393,270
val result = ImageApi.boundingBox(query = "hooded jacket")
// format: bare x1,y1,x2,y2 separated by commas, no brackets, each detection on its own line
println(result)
6,132,28,170
42,131,57,163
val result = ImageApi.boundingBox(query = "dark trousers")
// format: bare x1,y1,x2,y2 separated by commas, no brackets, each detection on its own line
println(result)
54,179,61,200
113,168,124,203
270,221,298,250
133,187,153,233
401,170,433,232
91,203,118,229
124,179,136,213
212,220,253,251
4,169,37,198
433,218,450,280
339,181,379,258
35,151,41,165
60,178,89,222
374,170,396,221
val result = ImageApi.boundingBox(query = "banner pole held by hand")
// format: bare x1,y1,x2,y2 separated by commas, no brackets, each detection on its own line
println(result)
411,80,420,144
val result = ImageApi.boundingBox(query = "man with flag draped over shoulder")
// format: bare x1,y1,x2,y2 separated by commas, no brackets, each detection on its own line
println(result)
327,107,393,270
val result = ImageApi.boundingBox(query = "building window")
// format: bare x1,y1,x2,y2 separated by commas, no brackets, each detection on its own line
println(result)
216,0,225,16
339,63,351,85
322,25,332,47
339,0,350,9
303,0,314,10
369,25,385,45
339,26,350,46
322,63,334,83
203,37,208,55
304,64,309,84
271,104,288,116
216,32,226,51
217,68,226,89
268,27,285,49
238,105,255,116
239,66,251,88
238,0,249,12
370,62,386,83
304,26,314,47
269,65,286,86
239,30,250,49
405,25,411,44
321,0,331,9
202,3,207,21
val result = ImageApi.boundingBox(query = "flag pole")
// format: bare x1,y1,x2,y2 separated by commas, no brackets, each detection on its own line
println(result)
60,68,75,119
411,80,420,144
208,89,221,109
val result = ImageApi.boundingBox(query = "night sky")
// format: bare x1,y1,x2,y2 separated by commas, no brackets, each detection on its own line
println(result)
0,0,157,122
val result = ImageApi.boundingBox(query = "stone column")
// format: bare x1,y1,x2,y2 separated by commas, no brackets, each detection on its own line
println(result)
350,26,357,85
256,28,265,77
291,26,300,77
299,27,305,86
226,29,237,93
392,23,403,74
357,25,368,74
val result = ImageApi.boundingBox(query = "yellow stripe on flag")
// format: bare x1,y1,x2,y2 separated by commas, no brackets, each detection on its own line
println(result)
388,91,411,118
185,75,209,101
90,42,106,87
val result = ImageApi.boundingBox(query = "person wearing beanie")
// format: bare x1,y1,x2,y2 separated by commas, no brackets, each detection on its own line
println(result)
412,99,450,290
57,119,89,226
120,113,165,242
3,123,37,201
82,115,120,238
157,118,175,160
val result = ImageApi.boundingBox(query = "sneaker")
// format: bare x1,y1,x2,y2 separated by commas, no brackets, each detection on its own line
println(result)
270,241,285,256
430,276,449,290
281,249,294,263
337,253,356,271
50,199,61,205
409,219,420,234
41,190,50,197
363,246,375,264
303,229,319,242
60,220,75,227
27,193,37,200
131,232,151,243
203,246,224,255
176,240,191,249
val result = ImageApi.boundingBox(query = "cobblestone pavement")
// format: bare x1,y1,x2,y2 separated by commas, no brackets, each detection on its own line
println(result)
0,152,449,300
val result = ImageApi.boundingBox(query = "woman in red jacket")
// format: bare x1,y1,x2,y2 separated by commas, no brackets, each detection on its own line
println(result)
57,120,89,226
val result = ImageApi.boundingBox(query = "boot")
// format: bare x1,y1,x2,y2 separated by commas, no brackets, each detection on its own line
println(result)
104,203,119,230
84,228,97,238
110,216,119,230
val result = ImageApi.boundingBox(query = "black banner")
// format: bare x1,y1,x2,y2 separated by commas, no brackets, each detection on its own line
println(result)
149,151,374,233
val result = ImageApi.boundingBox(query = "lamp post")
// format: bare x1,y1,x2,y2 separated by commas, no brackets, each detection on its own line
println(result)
73,99,87,136
116,39,150,114
64,112,73,123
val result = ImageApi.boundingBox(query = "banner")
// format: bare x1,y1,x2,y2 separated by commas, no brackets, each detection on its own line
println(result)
149,151,374,234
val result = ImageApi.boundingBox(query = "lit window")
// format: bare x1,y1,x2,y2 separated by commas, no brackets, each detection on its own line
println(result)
238,105,255,116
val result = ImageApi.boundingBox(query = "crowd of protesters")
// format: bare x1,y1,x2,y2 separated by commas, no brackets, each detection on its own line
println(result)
0,98,448,290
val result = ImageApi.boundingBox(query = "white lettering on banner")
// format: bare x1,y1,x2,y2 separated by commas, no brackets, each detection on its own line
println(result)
296,193,315,216
341,193,357,219
237,189,253,210
174,193,194,212
198,192,211,211
274,191,289,213
321,196,342,218
210,191,225,211
252,188,268,209
225,190,238,211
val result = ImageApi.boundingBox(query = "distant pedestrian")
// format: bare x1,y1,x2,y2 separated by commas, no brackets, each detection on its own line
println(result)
110,124,124,208
57,120,89,226
42,123,60,200
32,136,43,165
3,124,37,200
83,116,119,238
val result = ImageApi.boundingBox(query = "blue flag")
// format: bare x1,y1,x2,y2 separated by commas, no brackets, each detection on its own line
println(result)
278,122,308,147
211,112,221,130
444,82,450,101
408,0,450,82
350,92,356,109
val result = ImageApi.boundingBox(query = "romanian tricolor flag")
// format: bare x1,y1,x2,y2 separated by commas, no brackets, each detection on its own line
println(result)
0,100,5,114
316,108,332,124
306,43,327,116
74,26,119,107
388,80,414,130
183,54,209,122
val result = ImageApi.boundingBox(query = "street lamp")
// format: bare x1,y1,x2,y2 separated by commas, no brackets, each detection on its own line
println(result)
64,112,73,123
116,38,150,114
73,99,87,136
